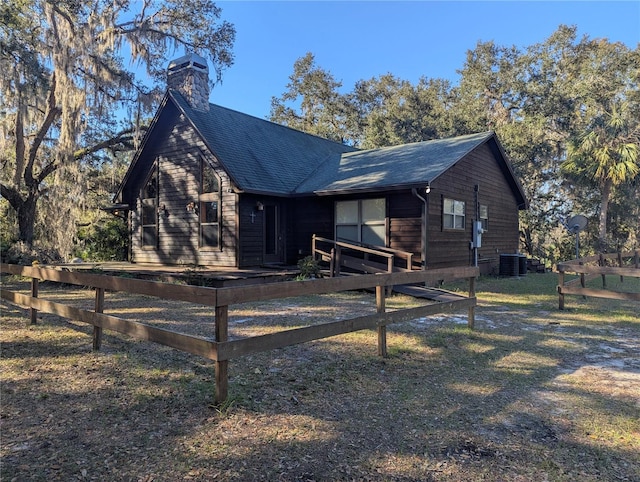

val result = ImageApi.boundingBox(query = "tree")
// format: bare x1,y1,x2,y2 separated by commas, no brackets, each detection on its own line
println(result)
270,53,351,145
271,27,638,263
0,0,235,253
562,100,639,251
558,32,640,252
349,74,454,149
271,55,455,149
454,26,639,261
453,36,568,259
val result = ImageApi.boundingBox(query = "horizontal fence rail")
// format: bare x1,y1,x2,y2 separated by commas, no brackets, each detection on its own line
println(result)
2,290,219,359
1,262,478,403
556,250,640,309
217,297,477,361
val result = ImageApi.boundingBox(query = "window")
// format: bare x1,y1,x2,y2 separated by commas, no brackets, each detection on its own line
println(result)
200,159,221,249
443,198,465,230
141,164,158,248
336,198,386,246
480,204,489,231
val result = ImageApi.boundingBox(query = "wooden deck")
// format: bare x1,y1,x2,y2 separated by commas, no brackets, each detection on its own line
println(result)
39,262,299,287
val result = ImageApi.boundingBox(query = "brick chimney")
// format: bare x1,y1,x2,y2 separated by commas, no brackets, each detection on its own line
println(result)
167,53,210,112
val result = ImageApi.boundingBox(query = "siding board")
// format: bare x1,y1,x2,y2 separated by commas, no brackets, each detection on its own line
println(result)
426,143,520,271
130,116,237,267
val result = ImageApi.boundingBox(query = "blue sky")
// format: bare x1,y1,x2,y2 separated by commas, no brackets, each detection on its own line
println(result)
208,1,639,119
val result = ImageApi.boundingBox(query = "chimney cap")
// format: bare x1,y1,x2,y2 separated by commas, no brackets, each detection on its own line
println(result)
168,53,208,73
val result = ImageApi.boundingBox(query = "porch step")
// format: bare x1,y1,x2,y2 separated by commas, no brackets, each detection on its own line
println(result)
526,258,548,273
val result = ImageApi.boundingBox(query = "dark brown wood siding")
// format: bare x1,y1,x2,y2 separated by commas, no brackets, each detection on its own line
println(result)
126,110,521,272
427,142,520,272
285,197,334,263
238,195,295,267
238,196,265,266
130,114,238,267
388,191,423,256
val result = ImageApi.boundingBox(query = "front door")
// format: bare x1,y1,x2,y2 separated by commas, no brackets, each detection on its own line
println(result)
263,203,283,264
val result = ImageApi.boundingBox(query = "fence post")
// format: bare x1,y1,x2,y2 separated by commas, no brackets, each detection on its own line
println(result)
329,248,335,277
30,277,39,325
558,269,565,310
93,288,105,350
311,235,316,262
376,285,387,357
599,253,607,288
618,251,624,282
214,305,229,404
467,276,476,329
386,255,395,295
335,245,342,277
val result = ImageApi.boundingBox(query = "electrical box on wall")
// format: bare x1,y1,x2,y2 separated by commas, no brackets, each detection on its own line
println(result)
472,220,484,248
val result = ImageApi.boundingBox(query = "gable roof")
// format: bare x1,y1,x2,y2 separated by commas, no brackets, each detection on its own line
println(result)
294,131,495,194
169,90,357,195
117,90,527,209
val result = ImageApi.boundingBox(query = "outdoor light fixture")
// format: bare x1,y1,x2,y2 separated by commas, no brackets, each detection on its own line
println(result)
186,201,198,214
256,201,264,211
157,204,169,216
425,182,431,194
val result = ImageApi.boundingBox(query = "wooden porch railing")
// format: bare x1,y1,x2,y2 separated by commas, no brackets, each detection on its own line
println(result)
311,235,417,276
1,262,477,404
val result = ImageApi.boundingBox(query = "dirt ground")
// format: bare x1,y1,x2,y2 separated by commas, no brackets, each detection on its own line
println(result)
1,274,639,481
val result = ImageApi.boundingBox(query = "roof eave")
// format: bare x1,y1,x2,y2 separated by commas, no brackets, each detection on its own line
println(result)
113,93,172,203
311,182,427,197
238,188,290,198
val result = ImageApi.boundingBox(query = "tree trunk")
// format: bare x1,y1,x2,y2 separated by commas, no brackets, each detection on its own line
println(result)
0,183,38,248
16,195,37,248
598,179,612,252
521,226,534,256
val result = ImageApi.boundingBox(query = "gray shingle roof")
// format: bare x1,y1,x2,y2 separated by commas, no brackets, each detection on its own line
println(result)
294,132,494,194
170,90,357,195
170,91,522,204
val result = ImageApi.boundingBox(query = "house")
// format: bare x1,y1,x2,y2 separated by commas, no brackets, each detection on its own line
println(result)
112,53,528,274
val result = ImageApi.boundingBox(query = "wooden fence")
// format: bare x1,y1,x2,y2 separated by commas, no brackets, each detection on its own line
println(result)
557,250,640,310
1,263,478,403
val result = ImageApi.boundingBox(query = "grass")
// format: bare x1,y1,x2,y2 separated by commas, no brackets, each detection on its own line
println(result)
1,272,639,481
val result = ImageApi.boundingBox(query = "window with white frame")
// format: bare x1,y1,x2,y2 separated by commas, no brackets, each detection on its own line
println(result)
335,198,386,246
141,163,158,248
443,198,465,230
480,204,489,231
199,159,221,249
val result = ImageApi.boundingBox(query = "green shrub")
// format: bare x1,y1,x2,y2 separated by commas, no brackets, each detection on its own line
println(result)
74,217,128,261
296,255,321,280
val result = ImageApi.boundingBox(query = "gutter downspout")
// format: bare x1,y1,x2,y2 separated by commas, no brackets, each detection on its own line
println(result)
412,187,429,270
473,184,480,268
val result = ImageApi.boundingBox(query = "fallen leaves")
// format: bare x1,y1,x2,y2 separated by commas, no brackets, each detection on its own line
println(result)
1,277,639,481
